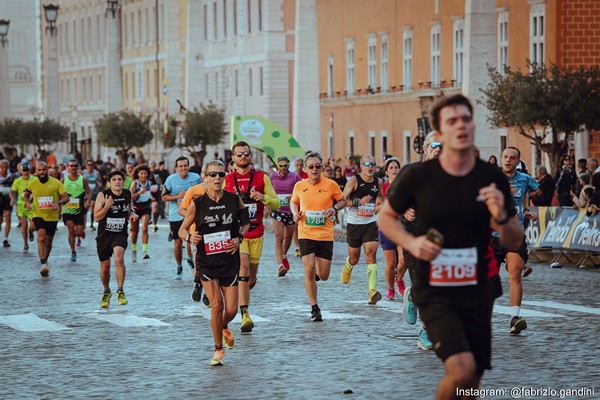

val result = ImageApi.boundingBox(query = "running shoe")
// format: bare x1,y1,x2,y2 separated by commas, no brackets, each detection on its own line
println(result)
3,239,10,248
222,327,235,350
143,251,150,260
175,266,183,280
100,291,112,308
153,225,158,233
210,348,225,366
80,231,86,240
295,248,300,257
282,257,290,270
168,232,173,242
278,264,289,277
23,244,29,253
90,226,96,231
368,289,382,305
310,307,323,322
186,257,194,273
76,237,81,247
402,286,417,325
386,289,395,300
70,252,77,262
240,310,254,333
192,283,202,302
522,266,533,277
117,290,128,305
40,264,50,277
550,261,562,268
397,279,406,296
202,294,211,308
417,329,433,350
341,265,353,284
17,222,21,228
509,316,527,335
29,231,34,242
131,250,137,263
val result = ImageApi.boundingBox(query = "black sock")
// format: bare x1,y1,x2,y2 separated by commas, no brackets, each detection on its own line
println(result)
215,345,223,350
117,287,124,292
315,274,321,281
152,213,158,225
40,258,47,264
104,288,111,294
311,304,319,312
240,305,248,315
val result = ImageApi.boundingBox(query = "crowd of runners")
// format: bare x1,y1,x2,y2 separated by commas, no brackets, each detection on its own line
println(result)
4,93,589,398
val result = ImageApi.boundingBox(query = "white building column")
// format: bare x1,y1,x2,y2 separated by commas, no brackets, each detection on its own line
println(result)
105,3,123,113
292,0,320,152
44,21,59,121
463,0,496,159
0,21,11,121
185,0,204,108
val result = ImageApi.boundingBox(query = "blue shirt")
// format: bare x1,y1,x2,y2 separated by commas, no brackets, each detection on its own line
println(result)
163,172,202,221
507,171,539,224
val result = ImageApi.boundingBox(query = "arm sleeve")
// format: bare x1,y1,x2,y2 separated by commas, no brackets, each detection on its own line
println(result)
386,165,416,216
262,175,280,211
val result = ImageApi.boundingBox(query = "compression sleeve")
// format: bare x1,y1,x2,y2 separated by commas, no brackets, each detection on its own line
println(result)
262,175,281,211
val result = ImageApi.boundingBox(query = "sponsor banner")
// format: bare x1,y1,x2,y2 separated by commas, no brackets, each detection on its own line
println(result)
525,207,600,252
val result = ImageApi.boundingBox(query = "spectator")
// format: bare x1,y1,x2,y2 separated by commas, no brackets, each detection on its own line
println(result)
574,158,589,196
343,154,358,178
46,150,57,167
588,158,599,174
531,165,555,207
333,166,347,191
488,155,499,167
585,173,600,216
571,172,593,209
554,154,577,206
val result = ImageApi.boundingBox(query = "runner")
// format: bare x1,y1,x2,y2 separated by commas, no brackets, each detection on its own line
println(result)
161,156,202,279
94,170,138,308
178,159,250,366
290,151,346,321
340,154,384,305
0,159,14,247
493,146,540,334
375,157,407,300
130,164,155,261
269,156,302,277
61,159,92,262
378,94,522,398
10,163,37,253
83,159,102,232
148,160,162,232
292,157,308,257
224,141,280,333
23,162,69,277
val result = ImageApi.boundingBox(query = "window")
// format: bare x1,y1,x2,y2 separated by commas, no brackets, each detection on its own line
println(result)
404,131,412,164
96,14,101,50
327,56,334,97
258,0,262,31
214,72,219,100
453,19,464,86
138,10,142,45
369,131,376,157
499,129,507,153
328,131,334,158
66,78,70,102
403,29,412,91
498,11,509,71
89,75,93,102
348,131,355,155
259,67,263,96
381,131,388,158
65,22,69,54
146,70,150,98
530,4,545,66
81,17,85,53
248,68,253,96
73,20,77,54
151,5,156,44
346,40,355,96
160,4,165,41
145,8,149,44
233,0,238,35
204,5,208,40
131,12,135,46
123,11,128,46
224,0,228,37
83,77,87,102
235,69,239,97
74,77,78,102
367,36,377,90
431,25,441,87
247,0,252,34
205,73,209,98
214,1,218,39
380,35,388,92
98,74,103,101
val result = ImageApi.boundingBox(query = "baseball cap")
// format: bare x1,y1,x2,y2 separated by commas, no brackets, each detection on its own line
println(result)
22,163,30,171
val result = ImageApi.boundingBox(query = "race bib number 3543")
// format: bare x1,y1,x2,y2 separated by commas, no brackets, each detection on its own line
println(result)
429,247,478,287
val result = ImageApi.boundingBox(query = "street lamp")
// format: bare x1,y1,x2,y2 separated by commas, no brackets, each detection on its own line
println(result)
43,4,59,36
106,0,120,18
0,20,10,48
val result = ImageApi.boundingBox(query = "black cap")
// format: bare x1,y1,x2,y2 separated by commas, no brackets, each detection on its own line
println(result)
22,163,30,171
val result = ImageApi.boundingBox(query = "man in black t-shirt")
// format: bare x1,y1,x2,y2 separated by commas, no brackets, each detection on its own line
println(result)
378,94,523,398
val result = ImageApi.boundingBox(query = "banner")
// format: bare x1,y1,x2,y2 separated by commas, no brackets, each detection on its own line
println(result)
525,207,600,252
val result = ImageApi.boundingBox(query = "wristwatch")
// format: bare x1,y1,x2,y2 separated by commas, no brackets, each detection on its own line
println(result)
238,234,244,243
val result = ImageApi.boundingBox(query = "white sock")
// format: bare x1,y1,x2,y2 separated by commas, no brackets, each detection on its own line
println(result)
511,306,521,318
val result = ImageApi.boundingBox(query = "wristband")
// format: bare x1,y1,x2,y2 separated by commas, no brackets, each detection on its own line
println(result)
186,233,191,243
352,198,360,207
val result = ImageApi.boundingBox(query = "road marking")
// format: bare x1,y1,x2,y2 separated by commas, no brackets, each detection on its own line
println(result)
88,313,171,327
181,305,272,323
0,313,71,332
493,305,565,318
523,301,600,315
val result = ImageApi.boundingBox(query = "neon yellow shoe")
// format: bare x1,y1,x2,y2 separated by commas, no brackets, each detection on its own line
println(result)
222,327,235,349
341,266,353,284
117,290,128,305
368,289,382,305
100,291,112,308
240,311,254,333
210,348,224,366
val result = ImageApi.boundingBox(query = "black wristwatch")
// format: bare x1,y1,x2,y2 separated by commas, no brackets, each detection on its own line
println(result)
332,204,338,211
238,234,244,243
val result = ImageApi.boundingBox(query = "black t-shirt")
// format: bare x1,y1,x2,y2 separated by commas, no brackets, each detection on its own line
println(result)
193,191,243,277
97,189,131,235
386,158,516,301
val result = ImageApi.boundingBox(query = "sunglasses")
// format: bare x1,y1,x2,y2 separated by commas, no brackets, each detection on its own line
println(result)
86,163,94,166
362,162,376,167
68,164,78,167
306,164,322,170
207,171,226,178
278,164,289,168
235,151,251,158
429,142,442,149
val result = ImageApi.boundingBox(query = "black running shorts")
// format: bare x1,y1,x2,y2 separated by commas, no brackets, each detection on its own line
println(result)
62,213,85,226
347,222,378,248
491,236,529,265
169,220,184,240
33,217,58,237
298,239,333,260
197,272,239,287
96,232,128,262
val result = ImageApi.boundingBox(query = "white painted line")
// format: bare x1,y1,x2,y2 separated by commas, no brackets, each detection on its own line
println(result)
88,313,171,327
493,305,565,318
0,313,71,332
523,301,600,316
181,305,272,323
371,300,403,314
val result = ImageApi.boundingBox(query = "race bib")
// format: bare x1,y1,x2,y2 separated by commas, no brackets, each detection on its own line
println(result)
88,183,97,191
66,197,80,209
277,194,291,206
150,184,159,193
106,217,126,232
37,196,53,209
305,210,326,227
357,203,376,217
203,231,232,255
429,247,478,287
0,186,10,195
245,203,258,220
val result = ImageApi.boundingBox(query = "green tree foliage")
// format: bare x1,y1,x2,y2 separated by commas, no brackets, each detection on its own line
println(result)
95,111,154,168
0,117,68,160
481,62,600,175
180,102,228,167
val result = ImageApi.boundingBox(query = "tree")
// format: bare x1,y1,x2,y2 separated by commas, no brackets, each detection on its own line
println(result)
179,102,228,167
0,117,68,161
95,111,154,168
481,62,600,175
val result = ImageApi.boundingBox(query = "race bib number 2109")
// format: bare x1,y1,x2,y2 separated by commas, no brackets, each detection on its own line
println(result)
429,247,478,287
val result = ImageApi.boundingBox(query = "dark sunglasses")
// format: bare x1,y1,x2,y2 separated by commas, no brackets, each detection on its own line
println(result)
278,164,289,168
68,164,78,167
306,164,322,170
86,163,94,166
207,171,226,178
362,162,376,167
235,151,251,158
429,142,442,149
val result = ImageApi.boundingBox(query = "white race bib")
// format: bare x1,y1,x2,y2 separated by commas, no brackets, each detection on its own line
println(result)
305,210,326,227
0,186,10,195
106,217,126,232
245,203,258,220
203,231,232,255
429,247,478,287
277,194,291,206
37,196,53,209
357,203,376,217
66,197,80,209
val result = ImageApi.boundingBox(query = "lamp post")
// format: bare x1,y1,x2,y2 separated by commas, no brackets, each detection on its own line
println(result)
105,0,122,113
43,4,59,122
0,19,11,120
